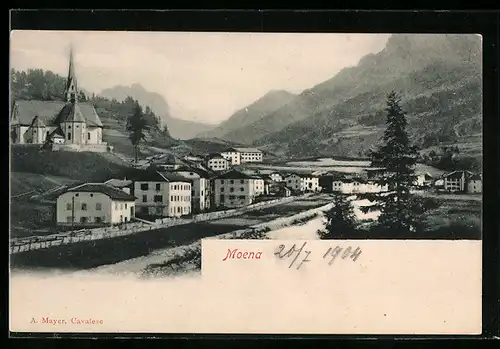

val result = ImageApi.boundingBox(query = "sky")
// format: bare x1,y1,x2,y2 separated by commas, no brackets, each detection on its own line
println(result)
10,31,391,125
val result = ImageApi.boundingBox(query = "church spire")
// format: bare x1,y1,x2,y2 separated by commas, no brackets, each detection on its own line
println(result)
65,44,78,103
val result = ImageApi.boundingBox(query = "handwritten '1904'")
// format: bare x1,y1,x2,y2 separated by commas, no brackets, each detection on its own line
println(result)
274,242,362,270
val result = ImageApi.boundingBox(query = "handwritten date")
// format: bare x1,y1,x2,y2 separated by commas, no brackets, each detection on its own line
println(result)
274,242,362,270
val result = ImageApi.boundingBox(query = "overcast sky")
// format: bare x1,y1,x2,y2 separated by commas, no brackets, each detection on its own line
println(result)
10,31,391,124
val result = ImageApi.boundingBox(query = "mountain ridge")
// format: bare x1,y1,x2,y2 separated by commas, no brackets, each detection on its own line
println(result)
100,83,215,140
218,34,482,159
196,89,296,139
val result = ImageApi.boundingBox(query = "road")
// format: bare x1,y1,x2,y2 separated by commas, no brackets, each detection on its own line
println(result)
10,194,333,272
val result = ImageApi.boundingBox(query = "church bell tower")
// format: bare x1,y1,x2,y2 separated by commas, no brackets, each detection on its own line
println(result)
65,45,78,103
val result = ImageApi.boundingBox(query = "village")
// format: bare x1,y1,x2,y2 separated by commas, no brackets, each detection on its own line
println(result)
10,48,482,232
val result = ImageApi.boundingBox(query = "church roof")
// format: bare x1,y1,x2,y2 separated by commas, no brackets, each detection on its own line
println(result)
56,102,86,123
10,100,103,127
29,115,46,128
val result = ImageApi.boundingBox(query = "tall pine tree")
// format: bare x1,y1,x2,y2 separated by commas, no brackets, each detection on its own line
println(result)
318,194,358,239
126,101,150,164
359,91,428,237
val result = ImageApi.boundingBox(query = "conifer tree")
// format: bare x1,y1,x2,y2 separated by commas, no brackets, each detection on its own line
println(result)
318,194,357,239
126,101,150,163
359,91,428,236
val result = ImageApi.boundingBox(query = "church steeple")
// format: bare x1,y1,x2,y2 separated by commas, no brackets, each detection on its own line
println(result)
65,45,78,103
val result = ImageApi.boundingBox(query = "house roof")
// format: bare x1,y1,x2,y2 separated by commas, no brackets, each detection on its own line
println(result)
11,100,103,127
443,170,474,180
126,169,192,183
152,154,186,165
215,169,256,180
105,178,133,188
231,147,262,153
62,183,136,201
206,153,228,161
171,166,212,178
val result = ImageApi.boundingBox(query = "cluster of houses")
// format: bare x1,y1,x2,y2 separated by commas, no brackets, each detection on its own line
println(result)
15,48,482,229
54,160,482,228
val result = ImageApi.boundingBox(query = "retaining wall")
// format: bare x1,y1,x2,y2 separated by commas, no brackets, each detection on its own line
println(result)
10,194,307,254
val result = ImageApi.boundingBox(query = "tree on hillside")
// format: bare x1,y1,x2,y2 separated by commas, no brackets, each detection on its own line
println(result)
126,101,150,163
359,91,429,236
317,194,358,239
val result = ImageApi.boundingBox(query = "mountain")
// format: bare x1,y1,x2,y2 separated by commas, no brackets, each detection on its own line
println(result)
221,34,482,159
100,83,215,140
197,90,296,139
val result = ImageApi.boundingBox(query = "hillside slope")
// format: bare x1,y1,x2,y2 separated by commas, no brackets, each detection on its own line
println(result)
100,84,215,140
223,34,482,158
198,90,296,139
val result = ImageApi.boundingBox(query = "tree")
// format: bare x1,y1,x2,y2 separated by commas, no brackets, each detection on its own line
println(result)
359,91,428,236
317,194,357,239
126,101,150,163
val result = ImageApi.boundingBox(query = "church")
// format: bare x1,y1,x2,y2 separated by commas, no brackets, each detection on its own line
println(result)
10,47,109,152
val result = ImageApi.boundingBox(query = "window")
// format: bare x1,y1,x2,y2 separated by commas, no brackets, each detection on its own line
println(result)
125,203,127,209
67,132,71,140
95,217,103,223
120,203,123,210
142,195,147,203
230,187,234,192
34,129,37,133
171,195,174,201
240,180,244,184
76,125,79,129
81,203,87,210
120,215,123,222
177,207,181,213
220,195,225,202
154,195,163,203
96,203,102,211
66,216,72,223
75,193,79,197
220,187,225,192
230,180,234,184
88,132,91,140
240,187,244,192
66,203,72,210
221,180,225,184
115,203,119,210
90,193,94,197
80,217,88,223
238,195,245,200
140,183,149,190
68,125,72,129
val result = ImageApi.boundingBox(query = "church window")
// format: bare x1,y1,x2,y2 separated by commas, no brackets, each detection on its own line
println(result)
88,132,91,140
68,132,71,140
68,126,71,129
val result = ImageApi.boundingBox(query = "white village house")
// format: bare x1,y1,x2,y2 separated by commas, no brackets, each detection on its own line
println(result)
220,150,241,165
169,166,212,213
232,147,263,163
205,153,230,172
213,169,263,208
56,183,136,226
285,173,321,193
10,47,108,152
131,170,192,217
